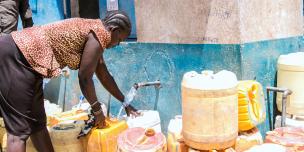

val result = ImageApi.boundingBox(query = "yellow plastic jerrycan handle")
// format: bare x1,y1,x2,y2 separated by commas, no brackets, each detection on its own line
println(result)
249,83,261,120
95,117,119,129
238,80,266,131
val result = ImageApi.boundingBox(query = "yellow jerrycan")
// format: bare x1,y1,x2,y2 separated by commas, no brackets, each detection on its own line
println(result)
237,80,266,131
85,118,128,152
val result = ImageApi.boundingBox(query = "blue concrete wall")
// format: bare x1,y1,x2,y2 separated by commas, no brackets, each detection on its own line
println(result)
99,0,137,38
55,36,303,135
18,0,64,27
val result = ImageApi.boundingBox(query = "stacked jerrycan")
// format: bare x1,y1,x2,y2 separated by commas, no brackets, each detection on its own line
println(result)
277,52,304,116
237,80,266,131
181,70,238,150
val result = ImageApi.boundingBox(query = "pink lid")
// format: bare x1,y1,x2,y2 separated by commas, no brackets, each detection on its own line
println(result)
118,127,166,151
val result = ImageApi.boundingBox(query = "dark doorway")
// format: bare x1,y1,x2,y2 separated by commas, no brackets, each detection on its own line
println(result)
78,0,100,19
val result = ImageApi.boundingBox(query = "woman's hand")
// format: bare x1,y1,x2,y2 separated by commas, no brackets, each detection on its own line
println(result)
125,104,140,117
93,108,107,129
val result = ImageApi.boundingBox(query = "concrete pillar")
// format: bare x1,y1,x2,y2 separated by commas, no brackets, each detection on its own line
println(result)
134,0,303,44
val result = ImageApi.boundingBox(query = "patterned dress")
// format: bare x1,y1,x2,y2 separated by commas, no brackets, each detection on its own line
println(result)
11,18,111,78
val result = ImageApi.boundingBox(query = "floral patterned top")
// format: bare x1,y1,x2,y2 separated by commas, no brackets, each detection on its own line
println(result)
11,18,111,78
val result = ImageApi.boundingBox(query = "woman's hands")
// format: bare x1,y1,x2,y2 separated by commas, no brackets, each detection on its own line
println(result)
92,103,107,128
125,104,140,117
94,111,106,128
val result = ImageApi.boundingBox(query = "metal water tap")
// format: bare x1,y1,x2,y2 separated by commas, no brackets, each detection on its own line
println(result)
266,87,292,130
133,80,161,90
61,68,70,111
133,80,161,110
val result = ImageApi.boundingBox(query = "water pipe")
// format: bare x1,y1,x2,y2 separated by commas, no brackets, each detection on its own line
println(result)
266,87,292,130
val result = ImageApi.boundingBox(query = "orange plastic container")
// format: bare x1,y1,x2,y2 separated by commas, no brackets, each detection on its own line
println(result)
86,118,128,152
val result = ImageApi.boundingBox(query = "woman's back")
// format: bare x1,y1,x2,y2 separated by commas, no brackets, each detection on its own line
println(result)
11,18,111,78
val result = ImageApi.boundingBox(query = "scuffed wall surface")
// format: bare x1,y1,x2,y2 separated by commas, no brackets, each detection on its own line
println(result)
135,0,303,44
240,0,303,43
135,0,240,44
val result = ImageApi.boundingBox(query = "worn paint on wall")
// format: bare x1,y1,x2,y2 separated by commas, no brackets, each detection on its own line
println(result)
51,36,303,135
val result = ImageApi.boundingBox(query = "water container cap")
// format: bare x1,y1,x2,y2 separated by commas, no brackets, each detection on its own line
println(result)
182,70,238,90
168,115,182,134
278,52,304,66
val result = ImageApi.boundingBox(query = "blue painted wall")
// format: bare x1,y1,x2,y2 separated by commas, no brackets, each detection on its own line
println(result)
54,36,303,135
99,0,137,38
18,0,64,28
30,0,64,25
